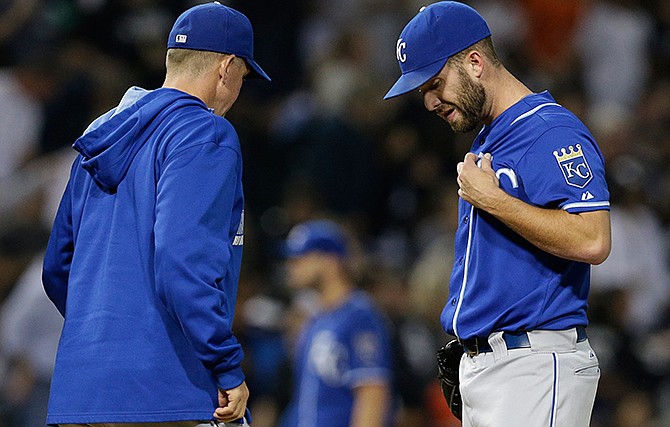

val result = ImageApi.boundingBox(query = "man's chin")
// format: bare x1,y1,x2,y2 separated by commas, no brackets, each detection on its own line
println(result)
440,109,478,133
448,119,478,133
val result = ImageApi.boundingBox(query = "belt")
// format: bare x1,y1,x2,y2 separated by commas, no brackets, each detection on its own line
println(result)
461,326,587,357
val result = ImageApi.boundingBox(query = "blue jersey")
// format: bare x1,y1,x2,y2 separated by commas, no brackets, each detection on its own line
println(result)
280,291,393,427
441,91,610,340
42,87,246,423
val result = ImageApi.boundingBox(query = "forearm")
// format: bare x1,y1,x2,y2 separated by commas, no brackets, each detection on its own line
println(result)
482,188,611,264
349,383,390,427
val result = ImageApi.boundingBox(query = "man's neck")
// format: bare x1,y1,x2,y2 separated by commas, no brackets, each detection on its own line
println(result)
319,277,353,311
162,75,212,107
485,68,533,124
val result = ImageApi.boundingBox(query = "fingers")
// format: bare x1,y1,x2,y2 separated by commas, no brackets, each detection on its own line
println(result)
459,152,492,173
456,152,495,205
463,152,479,165
213,395,244,422
213,382,250,423
480,153,493,171
462,152,492,166
457,152,477,175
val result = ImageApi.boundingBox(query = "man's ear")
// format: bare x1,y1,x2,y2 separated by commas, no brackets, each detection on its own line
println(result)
219,54,236,84
465,50,484,78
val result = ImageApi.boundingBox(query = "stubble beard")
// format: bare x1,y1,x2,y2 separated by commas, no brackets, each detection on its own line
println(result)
447,66,487,133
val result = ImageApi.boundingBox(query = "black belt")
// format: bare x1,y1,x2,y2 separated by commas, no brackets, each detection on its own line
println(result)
461,326,588,357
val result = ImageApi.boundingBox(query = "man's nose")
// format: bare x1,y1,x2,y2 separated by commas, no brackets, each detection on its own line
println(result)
423,92,440,111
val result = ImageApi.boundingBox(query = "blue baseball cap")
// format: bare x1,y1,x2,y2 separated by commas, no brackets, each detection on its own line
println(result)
384,1,490,99
168,2,270,81
284,220,348,258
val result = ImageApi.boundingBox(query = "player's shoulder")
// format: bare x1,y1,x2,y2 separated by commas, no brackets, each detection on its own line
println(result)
191,112,239,147
513,98,605,173
344,290,379,311
340,292,388,328
535,106,586,133
168,105,241,154
507,93,599,157
516,92,587,133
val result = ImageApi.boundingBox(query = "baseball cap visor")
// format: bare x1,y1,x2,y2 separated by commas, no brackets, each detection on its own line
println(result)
282,236,347,258
245,58,271,81
384,57,447,99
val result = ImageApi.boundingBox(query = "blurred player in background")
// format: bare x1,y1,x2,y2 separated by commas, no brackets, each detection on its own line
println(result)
41,2,269,426
279,220,393,427
385,2,611,426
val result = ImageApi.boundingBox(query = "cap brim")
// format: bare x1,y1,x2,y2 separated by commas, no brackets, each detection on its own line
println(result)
281,246,298,258
281,242,347,259
246,59,271,81
281,241,304,259
383,59,447,100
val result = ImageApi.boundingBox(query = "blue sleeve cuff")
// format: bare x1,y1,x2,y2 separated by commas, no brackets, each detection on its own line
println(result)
561,200,610,213
216,366,245,391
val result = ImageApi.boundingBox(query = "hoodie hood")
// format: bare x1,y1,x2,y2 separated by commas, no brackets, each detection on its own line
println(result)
73,87,207,193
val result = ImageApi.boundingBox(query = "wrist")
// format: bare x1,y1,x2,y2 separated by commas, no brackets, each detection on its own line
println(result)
483,187,510,214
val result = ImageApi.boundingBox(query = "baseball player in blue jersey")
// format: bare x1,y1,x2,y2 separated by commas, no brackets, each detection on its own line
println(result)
42,3,269,427
385,2,611,426
278,220,393,427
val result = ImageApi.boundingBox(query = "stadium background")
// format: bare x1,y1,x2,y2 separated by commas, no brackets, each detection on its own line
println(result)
0,0,669,426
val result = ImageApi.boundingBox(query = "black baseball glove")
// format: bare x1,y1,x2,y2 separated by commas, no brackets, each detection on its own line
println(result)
436,339,464,420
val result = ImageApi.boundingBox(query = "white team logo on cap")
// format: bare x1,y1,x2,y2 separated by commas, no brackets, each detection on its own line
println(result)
396,38,407,63
175,34,187,43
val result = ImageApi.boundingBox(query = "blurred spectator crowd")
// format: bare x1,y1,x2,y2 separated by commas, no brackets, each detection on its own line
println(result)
1,0,669,426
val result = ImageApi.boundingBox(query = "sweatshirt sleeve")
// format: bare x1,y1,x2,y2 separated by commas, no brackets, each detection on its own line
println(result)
42,170,75,318
154,140,244,390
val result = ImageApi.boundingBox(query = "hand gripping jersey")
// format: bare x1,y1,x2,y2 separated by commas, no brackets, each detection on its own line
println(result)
441,91,610,340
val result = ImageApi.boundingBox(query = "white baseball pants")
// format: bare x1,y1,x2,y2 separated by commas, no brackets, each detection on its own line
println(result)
459,328,600,427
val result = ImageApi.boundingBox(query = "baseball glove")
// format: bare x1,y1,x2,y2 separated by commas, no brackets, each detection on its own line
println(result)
436,339,464,420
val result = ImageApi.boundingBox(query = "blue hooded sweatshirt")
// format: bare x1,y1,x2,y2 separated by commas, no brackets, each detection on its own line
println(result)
42,87,246,424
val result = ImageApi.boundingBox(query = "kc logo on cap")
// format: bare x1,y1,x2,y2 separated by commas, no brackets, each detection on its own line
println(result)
384,1,491,99
396,38,407,63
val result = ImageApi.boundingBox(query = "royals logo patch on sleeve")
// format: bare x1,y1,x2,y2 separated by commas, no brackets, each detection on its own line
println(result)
553,144,593,188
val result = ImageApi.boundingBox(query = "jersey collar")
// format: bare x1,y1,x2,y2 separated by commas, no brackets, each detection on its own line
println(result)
475,91,558,148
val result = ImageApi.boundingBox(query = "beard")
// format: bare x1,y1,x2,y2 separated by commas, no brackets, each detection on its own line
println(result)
444,65,487,133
